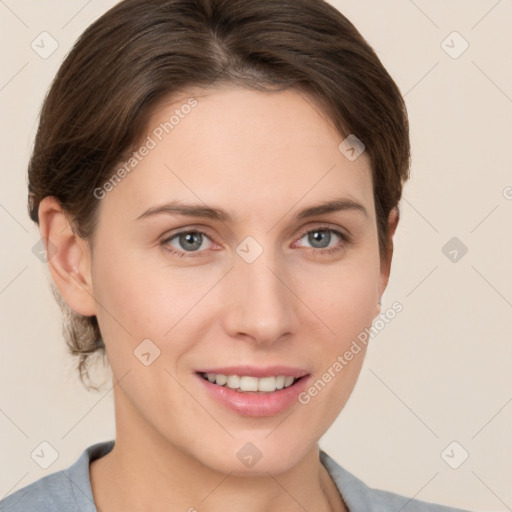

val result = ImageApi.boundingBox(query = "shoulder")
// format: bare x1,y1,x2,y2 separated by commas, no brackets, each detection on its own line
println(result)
320,450,472,512
0,471,72,512
0,440,114,512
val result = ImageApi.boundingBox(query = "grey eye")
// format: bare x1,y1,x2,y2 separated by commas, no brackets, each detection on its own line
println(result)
170,231,209,252
304,229,334,249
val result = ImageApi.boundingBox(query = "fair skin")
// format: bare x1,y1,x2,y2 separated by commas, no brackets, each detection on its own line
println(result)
39,86,398,512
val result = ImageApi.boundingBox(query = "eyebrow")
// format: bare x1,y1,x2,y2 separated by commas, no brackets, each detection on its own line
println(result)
135,197,368,222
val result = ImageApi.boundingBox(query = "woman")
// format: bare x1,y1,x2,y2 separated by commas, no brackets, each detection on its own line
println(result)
1,0,470,510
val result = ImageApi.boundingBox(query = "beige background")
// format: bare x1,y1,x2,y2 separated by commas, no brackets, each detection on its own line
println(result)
1,1,511,510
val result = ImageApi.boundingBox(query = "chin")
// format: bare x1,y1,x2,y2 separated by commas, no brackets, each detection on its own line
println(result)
189,435,314,477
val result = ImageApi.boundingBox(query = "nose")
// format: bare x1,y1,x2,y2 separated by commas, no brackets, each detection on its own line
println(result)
221,248,299,347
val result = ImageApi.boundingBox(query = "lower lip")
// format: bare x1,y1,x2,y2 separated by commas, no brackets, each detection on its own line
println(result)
196,374,311,417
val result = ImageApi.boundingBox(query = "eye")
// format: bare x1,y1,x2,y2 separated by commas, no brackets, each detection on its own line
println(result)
295,227,349,253
162,230,213,255
161,226,350,259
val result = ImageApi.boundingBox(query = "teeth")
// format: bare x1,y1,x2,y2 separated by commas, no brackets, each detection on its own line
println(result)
203,373,299,392
227,375,240,389
215,374,227,386
240,376,259,392
258,377,276,392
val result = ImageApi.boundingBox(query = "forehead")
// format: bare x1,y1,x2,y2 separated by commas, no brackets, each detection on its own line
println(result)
101,86,374,223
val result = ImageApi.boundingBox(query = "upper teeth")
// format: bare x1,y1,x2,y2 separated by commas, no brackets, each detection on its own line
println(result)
204,373,296,392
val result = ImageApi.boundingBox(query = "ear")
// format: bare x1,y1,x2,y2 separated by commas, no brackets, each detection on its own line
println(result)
376,207,400,315
38,196,96,317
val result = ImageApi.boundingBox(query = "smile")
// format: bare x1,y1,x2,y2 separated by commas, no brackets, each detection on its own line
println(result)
196,366,311,416
200,373,300,393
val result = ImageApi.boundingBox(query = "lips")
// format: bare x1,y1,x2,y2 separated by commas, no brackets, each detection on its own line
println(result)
195,365,311,417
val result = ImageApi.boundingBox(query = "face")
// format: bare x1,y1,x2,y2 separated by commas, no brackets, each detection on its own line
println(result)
83,86,390,474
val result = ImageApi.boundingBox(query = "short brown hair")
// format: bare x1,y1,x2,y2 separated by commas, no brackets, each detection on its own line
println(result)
28,0,410,388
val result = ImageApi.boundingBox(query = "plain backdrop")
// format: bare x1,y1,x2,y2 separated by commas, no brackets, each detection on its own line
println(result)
1,1,511,511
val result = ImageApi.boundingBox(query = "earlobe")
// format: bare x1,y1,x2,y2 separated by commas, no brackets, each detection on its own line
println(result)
38,196,96,317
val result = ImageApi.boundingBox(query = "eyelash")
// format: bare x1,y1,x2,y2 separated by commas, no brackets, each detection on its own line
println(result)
160,226,351,259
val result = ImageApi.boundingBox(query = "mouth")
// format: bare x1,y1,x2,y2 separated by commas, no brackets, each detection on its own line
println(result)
195,367,311,416
198,372,304,393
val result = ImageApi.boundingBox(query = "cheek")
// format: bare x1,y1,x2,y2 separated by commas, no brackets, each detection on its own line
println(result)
293,262,377,431
295,256,380,342
90,242,162,360
90,245,218,359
